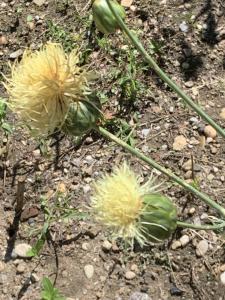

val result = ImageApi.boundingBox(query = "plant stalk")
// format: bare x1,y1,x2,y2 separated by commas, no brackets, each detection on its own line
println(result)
177,220,225,230
96,126,225,218
105,0,225,139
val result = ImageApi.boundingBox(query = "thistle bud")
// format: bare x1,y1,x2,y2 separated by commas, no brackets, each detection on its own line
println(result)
92,0,126,34
62,95,101,136
140,194,177,243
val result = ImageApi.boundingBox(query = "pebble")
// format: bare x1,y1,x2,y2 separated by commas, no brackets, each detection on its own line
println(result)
83,185,91,193
173,135,187,151
220,108,225,120
12,243,32,258
33,0,46,6
182,159,192,171
180,235,190,247
170,286,183,296
9,49,23,59
210,146,217,154
184,170,192,179
102,240,112,252
16,263,25,274
81,242,89,251
196,240,209,257
125,271,136,280
220,271,225,286
0,261,5,272
184,80,194,88
188,207,196,215
171,240,182,250
84,265,94,279
31,273,39,283
207,173,214,181
1,2,7,8
204,125,217,139
0,36,8,45
129,292,151,300
141,128,150,138
179,21,189,33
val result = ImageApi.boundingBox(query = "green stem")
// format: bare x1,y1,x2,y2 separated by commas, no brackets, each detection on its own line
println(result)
177,220,225,230
96,126,225,218
105,0,225,140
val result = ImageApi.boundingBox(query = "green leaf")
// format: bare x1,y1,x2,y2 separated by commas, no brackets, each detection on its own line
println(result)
41,277,66,300
27,15,33,22
1,122,13,134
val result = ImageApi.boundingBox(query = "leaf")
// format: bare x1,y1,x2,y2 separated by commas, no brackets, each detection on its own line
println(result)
1,122,13,134
41,277,66,300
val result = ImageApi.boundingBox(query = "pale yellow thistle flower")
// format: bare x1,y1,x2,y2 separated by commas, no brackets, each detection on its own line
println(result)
91,163,163,246
4,43,91,135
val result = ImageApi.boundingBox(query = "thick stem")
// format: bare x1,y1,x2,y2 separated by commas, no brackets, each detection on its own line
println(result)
177,220,225,230
105,0,225,139
96,126,225,218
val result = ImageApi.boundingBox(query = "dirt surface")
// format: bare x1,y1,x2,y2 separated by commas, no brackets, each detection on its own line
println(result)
1,0,225,299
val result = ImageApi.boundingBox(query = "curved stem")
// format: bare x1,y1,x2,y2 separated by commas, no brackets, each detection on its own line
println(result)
96,126,225,218
177,220,225,230
105,0,225,140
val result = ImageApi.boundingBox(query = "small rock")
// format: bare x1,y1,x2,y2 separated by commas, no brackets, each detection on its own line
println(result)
33,0,46,6
188,207,196,215
9,49,23,59
184,170,192,179
184,80,194,88
27,21,35,30
171,240,182,250
204,125,217,139
207,173,214,181
0,36,8,45
31,273,39,283
210,146,217,154
81,242,89,251
83,185,91,193
196,240,209,257
13,243,32,258
220,108,225,120
170,286,183,296
180,235,190,247
121,0,133,7
129,292,151,300
16,263,25,274
182,159,192,171
220,271,225,285
102,240,112,252
141,128,150,138
21,206,39,222
130,264,139,273
179,21,189,33
0,261,5,272
173,135,187,151
125,271,136,280
84,265,94,279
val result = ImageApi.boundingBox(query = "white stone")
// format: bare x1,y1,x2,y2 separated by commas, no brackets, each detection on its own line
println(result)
13,243,32,258
84,265,94,279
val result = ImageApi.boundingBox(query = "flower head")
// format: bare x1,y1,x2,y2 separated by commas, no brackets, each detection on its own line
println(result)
4,43,91,135
91,163,165,246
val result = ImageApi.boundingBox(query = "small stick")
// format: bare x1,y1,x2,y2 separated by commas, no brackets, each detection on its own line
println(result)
15,176,26,214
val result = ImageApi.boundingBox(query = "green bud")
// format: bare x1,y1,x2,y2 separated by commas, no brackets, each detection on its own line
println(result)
92,0,126,34
140,194,177,243
62,94,101,136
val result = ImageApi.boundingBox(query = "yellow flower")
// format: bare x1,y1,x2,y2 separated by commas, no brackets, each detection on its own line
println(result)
91,163,163,246
4,43,90,135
